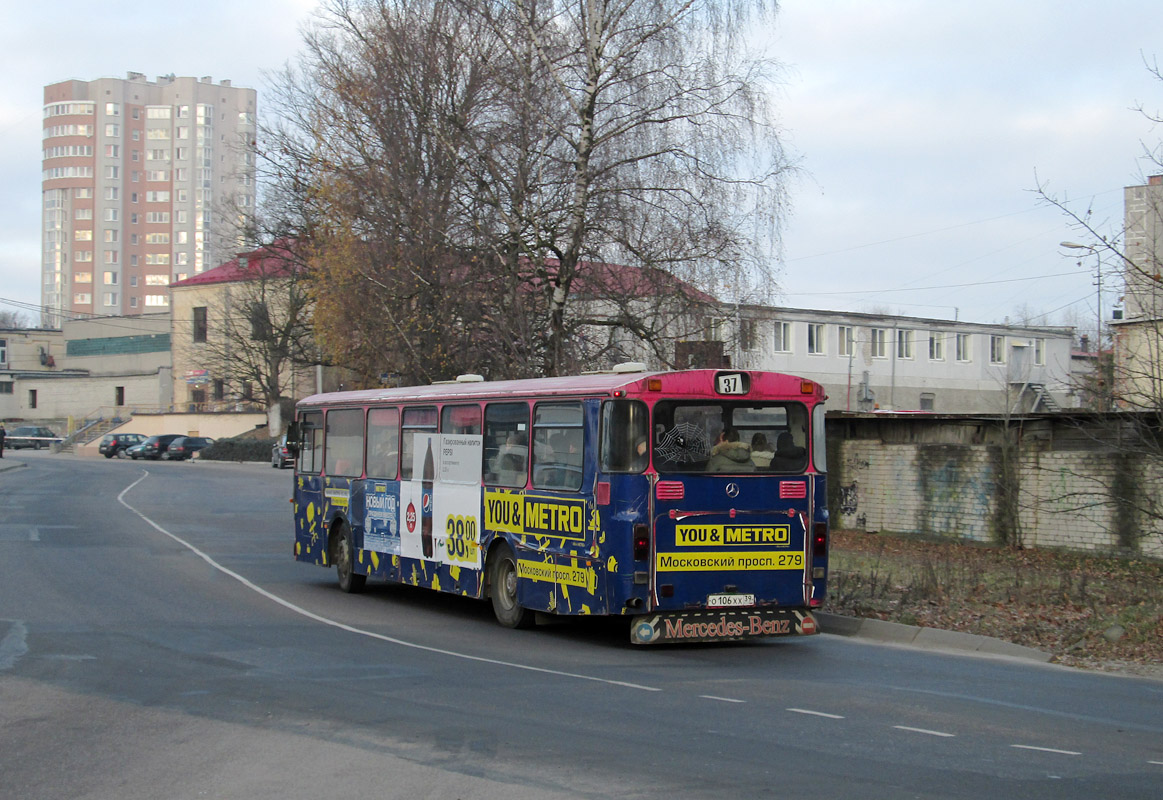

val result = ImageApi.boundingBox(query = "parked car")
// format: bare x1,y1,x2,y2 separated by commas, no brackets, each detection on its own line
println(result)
98,432,146,458
5,426,60,450
125,442,149,459
135,434,183,460
163,436,215,461
271,435,294,469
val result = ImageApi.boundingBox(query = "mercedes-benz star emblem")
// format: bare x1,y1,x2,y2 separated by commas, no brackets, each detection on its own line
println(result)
725,483,740,498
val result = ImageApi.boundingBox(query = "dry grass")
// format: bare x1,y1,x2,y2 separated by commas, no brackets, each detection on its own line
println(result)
827,529,1163,676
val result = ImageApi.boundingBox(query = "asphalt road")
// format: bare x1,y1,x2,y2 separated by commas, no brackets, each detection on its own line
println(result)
1,453,1161,799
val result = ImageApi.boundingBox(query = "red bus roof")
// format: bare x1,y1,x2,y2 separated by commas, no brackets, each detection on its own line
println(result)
297,369,822,409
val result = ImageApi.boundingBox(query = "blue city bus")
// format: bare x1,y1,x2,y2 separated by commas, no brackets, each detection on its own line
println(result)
288,367,828,644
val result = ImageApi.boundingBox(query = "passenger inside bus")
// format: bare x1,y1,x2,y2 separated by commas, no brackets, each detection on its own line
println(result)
489,431,528,486
750,432,774,468
706,429,753,472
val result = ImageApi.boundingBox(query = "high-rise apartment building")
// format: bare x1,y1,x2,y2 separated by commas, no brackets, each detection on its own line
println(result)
41,73,257,326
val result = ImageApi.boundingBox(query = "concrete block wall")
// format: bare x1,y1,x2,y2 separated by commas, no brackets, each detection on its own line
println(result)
835,441,996,542
834,439,1163,557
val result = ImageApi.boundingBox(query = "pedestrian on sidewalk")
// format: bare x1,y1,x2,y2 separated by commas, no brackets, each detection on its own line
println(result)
0,423,6,458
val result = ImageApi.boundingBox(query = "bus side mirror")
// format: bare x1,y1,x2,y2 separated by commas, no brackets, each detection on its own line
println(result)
285,421,302,455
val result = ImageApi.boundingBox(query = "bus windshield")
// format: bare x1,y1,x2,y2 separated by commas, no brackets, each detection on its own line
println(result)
651,400,809,474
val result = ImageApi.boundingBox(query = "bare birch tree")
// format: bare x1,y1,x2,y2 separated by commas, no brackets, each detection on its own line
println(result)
262,0,792,383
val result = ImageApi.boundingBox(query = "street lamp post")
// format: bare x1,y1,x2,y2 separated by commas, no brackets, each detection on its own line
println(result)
1060,242,1102,352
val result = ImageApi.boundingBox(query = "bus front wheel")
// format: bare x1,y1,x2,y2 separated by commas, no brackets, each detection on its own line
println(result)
488,543,534,629
334,522,366,594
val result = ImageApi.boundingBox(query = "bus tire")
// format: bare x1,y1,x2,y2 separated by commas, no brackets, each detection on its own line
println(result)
488,543,534,629
334,521,366,594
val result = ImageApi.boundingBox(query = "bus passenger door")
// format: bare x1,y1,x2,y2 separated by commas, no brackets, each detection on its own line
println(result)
293,411,327,565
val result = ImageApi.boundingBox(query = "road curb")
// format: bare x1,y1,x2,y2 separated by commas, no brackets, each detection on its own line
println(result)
815,611,1053,662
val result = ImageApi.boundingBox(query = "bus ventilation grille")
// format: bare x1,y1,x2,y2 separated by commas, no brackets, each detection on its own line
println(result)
779,482,807,499
656,481,685,500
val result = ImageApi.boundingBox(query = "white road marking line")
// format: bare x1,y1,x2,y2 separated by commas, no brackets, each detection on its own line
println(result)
1146,760,1163,766
1011,745,1082,756
787,708,845,719
701,695,745,703
894,726,956,738
117,473,661,693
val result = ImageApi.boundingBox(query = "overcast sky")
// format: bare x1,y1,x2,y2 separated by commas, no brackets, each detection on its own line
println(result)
2,1,1160,336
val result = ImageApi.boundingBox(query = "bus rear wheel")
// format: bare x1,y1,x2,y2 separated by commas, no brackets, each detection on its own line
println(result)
334,522,366,594
489,543,534,629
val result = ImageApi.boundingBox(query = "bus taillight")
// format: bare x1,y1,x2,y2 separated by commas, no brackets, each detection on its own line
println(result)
633,524,651,561
812,523,828,558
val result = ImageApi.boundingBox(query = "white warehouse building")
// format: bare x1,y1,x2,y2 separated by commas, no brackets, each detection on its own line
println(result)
715,306,1077,414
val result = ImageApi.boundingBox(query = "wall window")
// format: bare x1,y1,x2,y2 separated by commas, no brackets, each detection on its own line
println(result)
145,294,169,306
75,208,93,220
103,292,118,306
989,335,1006,364
956,333,971,362
74,272,92,283
193,306,207,342
896,329,915,359
0,382,12,395
773,321,791,353
807,323,825,355
920,393,936,411
870,328,887,358
0,338,6,366
103,229,119,243
103,208,119,222
103,271,118,285
28,389,37,409
73,293,92,304
74,229,92,241
740,319,757,351
104,123,119,137
1034,338,1045,366
837,326,854,358
929,332,944,361
75,188,93,199
105,102,120,117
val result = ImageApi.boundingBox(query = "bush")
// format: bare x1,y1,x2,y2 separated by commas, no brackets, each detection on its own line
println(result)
199,436,276,462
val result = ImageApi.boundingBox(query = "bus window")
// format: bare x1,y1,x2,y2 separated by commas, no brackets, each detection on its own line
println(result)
442,404,482,435
532,402,583,490
484,402,529,487
299,411,323,473
652,401,809,474
400,406,437,479
325,408,365,477
366,407,399,479
600,399,649,473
